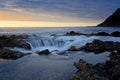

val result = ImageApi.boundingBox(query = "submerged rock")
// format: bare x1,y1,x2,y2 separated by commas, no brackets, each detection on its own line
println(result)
0,48,24,60
80,39,120,53
37,49,51,55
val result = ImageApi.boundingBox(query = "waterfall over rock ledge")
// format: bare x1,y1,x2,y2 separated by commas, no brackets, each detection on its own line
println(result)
27,36,99,51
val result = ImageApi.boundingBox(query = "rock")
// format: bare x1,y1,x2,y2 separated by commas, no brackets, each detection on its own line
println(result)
51,34,57,37
65,31,85,36
69,50,120,80
0,48,24,60
80,39,120,53
65,31,119,37
70,59,108,80
0,35,31,50
74,59,89,72
17,40,31,50
37,49,51,55
97,8,120,27
80,39,106,53
97,32,110,36
68,46,78,51
111,65,120,80
111,31,120,37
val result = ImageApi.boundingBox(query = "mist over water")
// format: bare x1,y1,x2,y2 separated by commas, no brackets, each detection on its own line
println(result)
0,27,120,80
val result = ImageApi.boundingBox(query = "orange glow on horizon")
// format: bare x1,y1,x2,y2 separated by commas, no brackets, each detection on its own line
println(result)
0,21,98,27
0,10,100,27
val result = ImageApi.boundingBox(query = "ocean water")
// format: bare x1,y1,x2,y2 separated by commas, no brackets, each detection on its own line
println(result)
0,27,119,36
0,27,120,80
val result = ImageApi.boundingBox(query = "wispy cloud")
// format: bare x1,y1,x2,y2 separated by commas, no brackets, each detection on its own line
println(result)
0,0,120,22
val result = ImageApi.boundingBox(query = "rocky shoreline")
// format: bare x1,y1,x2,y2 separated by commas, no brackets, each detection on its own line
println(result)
69,50,120,80
0,31,120,80
69,40,120,80
0,35,31,60
65,31,120,37
80,39,120,53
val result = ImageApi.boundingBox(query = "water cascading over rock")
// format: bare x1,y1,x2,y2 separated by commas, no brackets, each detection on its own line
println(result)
28,37,66,51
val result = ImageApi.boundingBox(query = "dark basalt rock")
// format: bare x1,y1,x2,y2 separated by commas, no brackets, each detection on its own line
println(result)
69,50,120,80
80,39,120,53
97,8,120,27
0,48,24,60
68,46,78,51
70,59,108,80
37,49,51,55
0,35,31,50
97,32,110,36
111,31,120,37
65,31,120,37
65,31,85,36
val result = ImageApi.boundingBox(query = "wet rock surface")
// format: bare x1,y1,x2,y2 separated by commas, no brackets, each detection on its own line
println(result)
65,31,85,36
37,49,51,55
80,39,120,53
65,31,120,37
68,46,78,51
0,48,24,60
69,50,120,80
0,35,31,60
111,31,120,37
97,32,110,36
0,35,31,50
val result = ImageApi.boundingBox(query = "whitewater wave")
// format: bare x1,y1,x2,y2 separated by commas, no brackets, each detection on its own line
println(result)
27,35,120,52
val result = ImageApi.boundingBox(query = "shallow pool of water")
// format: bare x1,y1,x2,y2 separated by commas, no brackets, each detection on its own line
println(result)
0,51,110,80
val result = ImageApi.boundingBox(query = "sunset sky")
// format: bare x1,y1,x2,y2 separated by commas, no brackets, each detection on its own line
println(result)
0,0,120,27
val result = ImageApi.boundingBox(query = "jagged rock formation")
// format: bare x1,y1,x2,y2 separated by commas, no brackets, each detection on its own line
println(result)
97,8,120,27
69,50,120,80
0,35,31,50
80,39,120,53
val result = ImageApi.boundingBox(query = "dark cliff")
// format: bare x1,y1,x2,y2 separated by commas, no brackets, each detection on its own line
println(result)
97,8,120,27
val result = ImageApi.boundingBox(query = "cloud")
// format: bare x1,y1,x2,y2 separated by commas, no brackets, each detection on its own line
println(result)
0,0,120,21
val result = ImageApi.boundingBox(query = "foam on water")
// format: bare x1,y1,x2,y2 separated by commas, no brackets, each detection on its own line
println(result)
27,35,120,52
28,36,95,51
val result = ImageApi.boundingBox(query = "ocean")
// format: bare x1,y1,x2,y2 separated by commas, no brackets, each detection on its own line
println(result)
0,27,120,80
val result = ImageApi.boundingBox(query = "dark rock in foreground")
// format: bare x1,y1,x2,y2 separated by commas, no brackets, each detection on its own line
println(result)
69,50,120,80
37,49,51,55
97,8,120,27
0,48,24,60
80,39,120,53
0,35,31,50
111,31,120,37
70,60,107,80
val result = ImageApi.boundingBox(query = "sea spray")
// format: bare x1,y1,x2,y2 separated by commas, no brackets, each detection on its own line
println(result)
27,36,99,51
